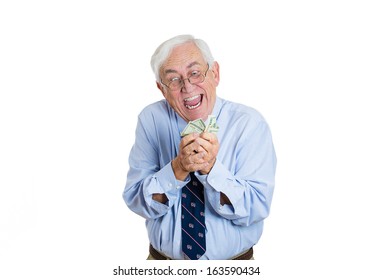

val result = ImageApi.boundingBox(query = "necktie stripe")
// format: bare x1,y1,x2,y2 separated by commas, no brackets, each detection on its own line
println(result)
182,228,206,251
184,186,204,204
181,204,206,228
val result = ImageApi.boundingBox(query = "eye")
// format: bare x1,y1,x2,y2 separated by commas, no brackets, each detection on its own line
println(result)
190,70,201,77
170,77,181,82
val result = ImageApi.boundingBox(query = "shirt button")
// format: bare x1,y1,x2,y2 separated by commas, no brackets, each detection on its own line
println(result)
168,183,173,187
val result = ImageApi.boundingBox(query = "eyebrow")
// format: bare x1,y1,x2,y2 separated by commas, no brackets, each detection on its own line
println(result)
164,61,201,75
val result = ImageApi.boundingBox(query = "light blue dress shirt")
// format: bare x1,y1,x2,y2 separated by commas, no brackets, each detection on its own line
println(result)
123,97,276,260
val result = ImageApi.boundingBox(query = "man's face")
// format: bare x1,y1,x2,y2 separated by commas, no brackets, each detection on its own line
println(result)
157,42,220,122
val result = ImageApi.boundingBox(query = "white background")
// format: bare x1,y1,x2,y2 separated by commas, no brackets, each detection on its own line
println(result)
1,0,372,279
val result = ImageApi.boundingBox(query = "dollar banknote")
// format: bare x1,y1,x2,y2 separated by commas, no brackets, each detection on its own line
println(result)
180,115,219,136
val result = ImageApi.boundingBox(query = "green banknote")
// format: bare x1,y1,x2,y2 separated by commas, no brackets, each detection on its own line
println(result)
180,115,219,136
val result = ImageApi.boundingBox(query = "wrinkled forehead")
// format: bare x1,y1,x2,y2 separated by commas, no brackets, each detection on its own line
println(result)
161,42,205,73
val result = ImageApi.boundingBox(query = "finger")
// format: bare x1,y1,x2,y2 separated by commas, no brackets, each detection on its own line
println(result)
200,133,219,150
195,137,212,153
182,140,202,156
181,151,206,169
190,151,206,163
183,160,209,173
200,132,217,143
180,133,200,148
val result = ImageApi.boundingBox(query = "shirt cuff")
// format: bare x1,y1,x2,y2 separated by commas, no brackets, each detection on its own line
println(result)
146,162,189,210
196,160,245,216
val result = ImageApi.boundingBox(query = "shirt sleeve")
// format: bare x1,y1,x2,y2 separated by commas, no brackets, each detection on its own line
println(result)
123,115,188,220
196,120,276,227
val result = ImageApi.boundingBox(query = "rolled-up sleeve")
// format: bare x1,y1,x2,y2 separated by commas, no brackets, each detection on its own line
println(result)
123,115,188,219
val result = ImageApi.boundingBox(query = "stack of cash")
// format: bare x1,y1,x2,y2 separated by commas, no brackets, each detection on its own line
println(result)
181,115,219,136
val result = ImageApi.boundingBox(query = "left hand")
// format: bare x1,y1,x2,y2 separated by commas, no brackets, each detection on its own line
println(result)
196,132,219,174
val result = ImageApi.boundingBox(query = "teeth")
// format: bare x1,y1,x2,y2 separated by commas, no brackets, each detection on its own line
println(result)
185,102,201,109
184,95,200,102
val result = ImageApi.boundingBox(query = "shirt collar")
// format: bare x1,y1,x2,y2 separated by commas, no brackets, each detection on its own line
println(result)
212,96,223,119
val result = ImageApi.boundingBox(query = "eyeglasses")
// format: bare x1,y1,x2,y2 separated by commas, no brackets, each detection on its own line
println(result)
161,63,209,91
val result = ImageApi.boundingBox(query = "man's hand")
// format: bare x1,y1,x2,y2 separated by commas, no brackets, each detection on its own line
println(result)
172,132,219,180
198,132,219,174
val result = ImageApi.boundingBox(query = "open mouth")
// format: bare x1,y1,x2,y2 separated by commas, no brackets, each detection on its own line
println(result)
184,94,202,110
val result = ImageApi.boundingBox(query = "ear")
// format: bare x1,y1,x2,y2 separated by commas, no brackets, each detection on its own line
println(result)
211,61,220,86
156,81,166,97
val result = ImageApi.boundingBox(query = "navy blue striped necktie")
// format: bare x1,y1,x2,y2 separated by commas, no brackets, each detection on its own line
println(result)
181,172,206,260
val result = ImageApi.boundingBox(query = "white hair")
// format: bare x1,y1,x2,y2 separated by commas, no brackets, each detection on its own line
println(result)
150,34,215,82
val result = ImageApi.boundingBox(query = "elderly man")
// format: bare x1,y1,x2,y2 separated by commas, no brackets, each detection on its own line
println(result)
123,34,276,260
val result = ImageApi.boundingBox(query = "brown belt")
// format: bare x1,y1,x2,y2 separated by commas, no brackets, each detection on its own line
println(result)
149,244,253,260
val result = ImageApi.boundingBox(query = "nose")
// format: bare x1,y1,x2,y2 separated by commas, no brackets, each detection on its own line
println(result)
181,78,195,93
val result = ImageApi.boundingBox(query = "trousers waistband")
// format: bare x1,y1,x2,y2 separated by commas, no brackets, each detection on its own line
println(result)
149,244,253,260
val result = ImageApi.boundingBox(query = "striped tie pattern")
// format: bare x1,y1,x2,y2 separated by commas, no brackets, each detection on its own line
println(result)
181,173,206,260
